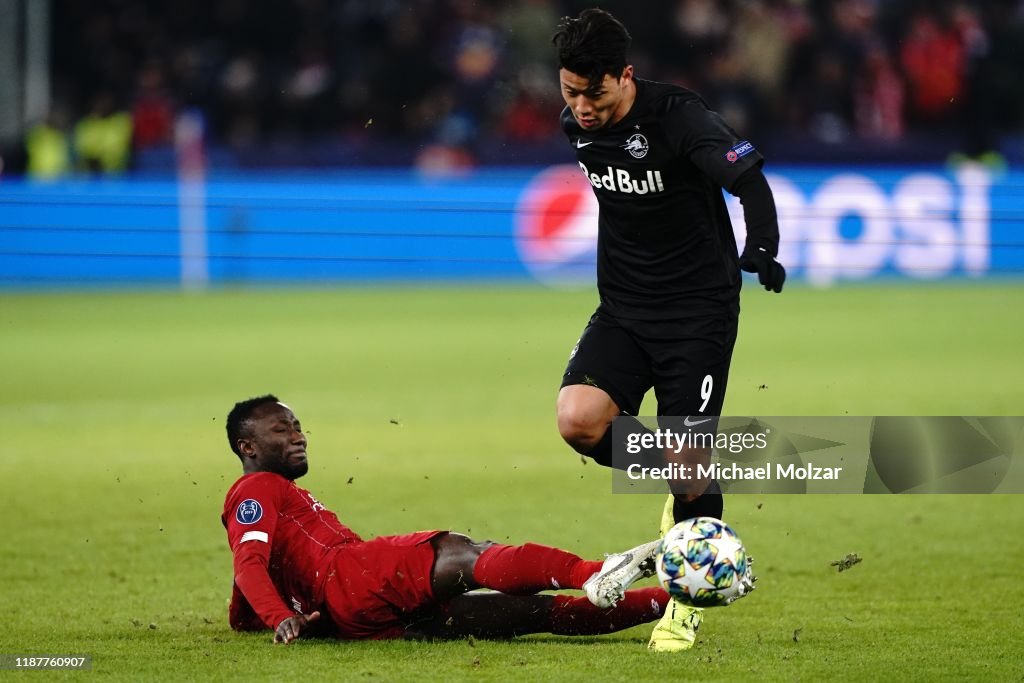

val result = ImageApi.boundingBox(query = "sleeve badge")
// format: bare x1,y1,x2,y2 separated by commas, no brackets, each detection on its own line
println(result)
235,499,264,524
725,141,755,164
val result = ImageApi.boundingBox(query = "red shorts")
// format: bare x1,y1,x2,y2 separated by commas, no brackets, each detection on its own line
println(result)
322,530,445,639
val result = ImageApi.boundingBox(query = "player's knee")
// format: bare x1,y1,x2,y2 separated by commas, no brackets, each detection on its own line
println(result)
557,409,605,453
434,533,489,570
431,533,492,598
557,385,618,454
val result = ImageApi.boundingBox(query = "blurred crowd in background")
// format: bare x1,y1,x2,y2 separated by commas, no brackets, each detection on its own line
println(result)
12,0,1024,176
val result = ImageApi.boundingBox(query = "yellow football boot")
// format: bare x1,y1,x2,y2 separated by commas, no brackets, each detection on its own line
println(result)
649,494,704,652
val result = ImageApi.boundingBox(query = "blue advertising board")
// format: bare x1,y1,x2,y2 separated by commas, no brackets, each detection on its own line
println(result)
0,164,1020,288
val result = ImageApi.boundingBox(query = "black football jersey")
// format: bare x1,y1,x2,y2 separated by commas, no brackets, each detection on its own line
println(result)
560,78,763,320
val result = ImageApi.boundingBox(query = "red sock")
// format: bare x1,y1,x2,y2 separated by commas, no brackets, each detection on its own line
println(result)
472,543,602,594
549,587,669,635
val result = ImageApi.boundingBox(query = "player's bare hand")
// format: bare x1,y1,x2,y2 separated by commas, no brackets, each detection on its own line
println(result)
273,611,321,644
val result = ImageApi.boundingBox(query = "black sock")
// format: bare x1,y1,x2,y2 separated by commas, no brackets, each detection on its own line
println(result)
585,416,659,470
586,427,615,467
672,479,723,523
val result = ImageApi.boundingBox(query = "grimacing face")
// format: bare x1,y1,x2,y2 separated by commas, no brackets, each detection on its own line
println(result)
239,402,309,480
559,66,634,131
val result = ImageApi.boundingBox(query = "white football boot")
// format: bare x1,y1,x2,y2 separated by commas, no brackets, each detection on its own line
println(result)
583,539,662,608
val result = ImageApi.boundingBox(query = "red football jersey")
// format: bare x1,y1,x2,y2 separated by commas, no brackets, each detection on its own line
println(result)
222,472,362,630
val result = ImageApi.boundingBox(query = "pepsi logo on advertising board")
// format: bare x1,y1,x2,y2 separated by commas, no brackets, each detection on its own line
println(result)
514,165,598,287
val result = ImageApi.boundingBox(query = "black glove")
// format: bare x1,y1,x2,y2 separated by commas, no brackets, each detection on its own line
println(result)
739,245,786,293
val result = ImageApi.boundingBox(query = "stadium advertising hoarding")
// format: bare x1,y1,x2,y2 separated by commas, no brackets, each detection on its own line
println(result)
517,163,1003,286
0,164,1018,287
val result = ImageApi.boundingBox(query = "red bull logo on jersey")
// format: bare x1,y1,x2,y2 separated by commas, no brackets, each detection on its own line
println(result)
579,163,665,195
514,165,598,286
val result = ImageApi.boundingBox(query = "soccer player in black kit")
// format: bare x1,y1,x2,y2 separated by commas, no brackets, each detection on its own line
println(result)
551,8,785,652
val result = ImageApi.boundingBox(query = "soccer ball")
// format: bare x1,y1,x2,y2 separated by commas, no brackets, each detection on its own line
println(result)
656,517,751,607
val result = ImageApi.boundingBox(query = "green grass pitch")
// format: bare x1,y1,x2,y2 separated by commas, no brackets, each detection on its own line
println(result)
1,282,1022,681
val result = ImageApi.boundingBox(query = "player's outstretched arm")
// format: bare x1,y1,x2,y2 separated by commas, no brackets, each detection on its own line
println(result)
273,611,321,645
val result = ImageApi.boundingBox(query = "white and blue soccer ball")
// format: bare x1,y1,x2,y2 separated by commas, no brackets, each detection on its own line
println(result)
656,517,752,607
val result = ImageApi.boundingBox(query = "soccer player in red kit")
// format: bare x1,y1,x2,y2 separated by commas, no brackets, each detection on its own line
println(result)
222,394,669,643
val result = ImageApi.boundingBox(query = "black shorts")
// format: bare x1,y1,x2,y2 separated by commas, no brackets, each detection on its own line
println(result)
561,309,739,417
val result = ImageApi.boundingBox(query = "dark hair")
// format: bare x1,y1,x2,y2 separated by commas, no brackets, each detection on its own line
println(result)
553,8,632,87
226,394,280,457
